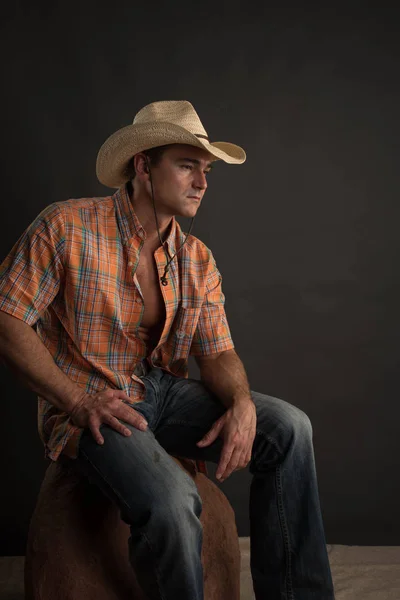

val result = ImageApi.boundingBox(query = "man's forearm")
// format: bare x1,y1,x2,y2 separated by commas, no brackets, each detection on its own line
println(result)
0,311,84,413
197,349,253,409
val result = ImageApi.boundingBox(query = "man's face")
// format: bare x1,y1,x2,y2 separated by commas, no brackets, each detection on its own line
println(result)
148,144,215,218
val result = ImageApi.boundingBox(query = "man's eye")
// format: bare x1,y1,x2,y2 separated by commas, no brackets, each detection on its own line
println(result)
181,164,192,170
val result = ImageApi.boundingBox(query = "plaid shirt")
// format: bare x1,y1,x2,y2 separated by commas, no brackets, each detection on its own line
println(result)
0,184,234,461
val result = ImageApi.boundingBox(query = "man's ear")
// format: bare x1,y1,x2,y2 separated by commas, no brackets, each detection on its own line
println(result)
134,153,149,177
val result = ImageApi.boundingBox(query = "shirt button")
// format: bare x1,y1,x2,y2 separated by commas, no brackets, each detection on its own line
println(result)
128,261,133,266
176,330,185,338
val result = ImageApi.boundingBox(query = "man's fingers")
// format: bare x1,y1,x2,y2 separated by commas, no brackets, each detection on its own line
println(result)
197,419,224,446
116,406,148,431
216,443,235,479
89,417,104,445
104,414,132,437
217,446,244,481
111,394,148,431
88,406,148,445
115,390,134,403
238,448,250,469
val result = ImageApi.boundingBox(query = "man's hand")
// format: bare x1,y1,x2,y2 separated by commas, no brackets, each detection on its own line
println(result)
196,401,256,482
69,389,148,445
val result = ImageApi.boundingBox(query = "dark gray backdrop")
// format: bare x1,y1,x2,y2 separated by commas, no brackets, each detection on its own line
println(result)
1,3,400,555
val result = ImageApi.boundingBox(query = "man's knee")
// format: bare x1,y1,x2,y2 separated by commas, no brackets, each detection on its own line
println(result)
159,471,202,517
253,393,313,461
273,403,313,444
290,405,313,437
255,392,311,432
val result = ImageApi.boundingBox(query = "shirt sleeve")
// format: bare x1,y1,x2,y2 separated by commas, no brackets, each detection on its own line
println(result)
189,252,235,356
0,203,65,326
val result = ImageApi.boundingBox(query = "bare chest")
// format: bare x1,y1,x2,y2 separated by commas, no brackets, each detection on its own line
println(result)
135,249,165,340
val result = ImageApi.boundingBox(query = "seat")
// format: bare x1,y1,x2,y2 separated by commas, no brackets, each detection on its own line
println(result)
24,456,241,599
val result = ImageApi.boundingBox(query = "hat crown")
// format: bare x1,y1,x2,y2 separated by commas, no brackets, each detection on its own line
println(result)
133,100,208,137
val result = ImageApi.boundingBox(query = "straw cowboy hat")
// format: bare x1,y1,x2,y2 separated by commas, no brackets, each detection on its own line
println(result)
96,100,246,188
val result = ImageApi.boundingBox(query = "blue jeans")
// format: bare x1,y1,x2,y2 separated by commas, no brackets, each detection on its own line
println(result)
71,367,335,599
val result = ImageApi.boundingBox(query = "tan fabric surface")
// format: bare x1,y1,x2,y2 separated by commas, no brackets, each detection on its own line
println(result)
2,540,400,599
239,537,400,600
24,459,240,600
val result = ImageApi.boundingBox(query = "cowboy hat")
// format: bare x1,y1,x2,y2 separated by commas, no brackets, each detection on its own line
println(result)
96,100,246,188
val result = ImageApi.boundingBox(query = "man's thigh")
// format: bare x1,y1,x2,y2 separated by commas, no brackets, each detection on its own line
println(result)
130,370,227,457
153,376,229,463
72,422,200,524
152,375,308,468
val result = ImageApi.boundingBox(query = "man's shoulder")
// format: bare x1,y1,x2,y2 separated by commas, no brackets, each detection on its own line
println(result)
36,195,114,226
57,194,113,215
176,227,213,261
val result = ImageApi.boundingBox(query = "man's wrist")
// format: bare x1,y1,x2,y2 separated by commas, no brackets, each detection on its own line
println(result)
56,385,87,415
231,394,254,408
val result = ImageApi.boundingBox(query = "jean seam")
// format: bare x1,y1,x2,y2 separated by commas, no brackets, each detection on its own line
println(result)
276,464,294,600
141,531,167,600
252,429,294,600
165,419,204,427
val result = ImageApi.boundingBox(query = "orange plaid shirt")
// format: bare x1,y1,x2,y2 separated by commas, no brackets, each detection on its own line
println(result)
0,184,234,461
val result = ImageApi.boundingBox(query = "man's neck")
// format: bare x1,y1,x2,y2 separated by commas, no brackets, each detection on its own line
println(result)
128,181,173,250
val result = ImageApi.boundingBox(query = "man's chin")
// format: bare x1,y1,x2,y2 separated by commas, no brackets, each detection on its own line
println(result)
177,205,199,219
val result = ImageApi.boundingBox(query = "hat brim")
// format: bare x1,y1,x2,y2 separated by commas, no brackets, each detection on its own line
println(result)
96,121,246,188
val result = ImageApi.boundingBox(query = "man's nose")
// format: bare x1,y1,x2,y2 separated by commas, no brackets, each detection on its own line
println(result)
194,170,208,190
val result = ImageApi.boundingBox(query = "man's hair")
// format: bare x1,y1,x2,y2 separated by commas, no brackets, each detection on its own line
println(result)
124,144,175,181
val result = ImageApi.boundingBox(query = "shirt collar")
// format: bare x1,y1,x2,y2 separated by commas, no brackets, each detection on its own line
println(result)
113,183,177,253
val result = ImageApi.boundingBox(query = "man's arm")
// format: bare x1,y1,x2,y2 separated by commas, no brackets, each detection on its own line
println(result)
195,348,253,409
0,311,148,443
195,348,256,482
0,205,148,444
190,255,256,481
0,310,84,413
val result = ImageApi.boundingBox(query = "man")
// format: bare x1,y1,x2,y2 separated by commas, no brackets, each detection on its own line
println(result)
0,100,335,599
